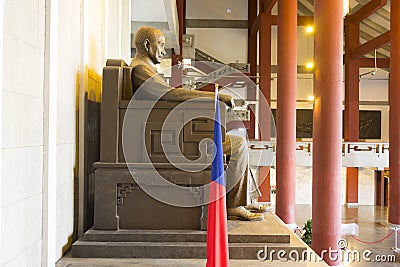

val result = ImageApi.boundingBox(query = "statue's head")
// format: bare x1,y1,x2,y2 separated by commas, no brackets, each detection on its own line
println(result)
134,26,166,64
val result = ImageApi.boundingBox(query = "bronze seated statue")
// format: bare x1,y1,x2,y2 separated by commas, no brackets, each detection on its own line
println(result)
93,26,269,231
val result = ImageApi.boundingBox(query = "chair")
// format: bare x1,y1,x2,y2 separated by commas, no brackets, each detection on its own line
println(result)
93,59,226,230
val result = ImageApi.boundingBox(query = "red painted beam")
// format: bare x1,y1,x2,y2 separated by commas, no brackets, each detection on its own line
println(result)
358,58,390,68
251,15,314,36
260,0,277,13
250,15,260,37
342,56,390,68
271,15,313,26
297,16,314,26
351,31,390,59
350,0,387,24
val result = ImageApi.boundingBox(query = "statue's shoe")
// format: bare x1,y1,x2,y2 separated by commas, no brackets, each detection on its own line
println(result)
245,202,272,213
227,206,264,221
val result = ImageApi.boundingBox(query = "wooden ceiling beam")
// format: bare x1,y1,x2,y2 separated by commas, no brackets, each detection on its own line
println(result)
351,31,390,59
270,15,314,26
358,58,390,68
250,15,260,37
296,15,314,26
350,0,387,23
251,15,314,36
260,0,277,14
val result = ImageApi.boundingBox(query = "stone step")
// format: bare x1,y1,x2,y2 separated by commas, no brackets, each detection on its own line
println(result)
82,229,290,243
71,240,306,260
72,213,309,260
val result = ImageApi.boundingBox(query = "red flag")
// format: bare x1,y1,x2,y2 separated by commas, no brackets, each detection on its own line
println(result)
206,89,229,267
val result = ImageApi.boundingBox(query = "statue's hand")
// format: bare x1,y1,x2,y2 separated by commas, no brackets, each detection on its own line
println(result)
219,94,235,109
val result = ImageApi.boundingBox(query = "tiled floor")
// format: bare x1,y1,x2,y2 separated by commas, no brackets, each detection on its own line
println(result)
57,205,400,267
295,204,400,267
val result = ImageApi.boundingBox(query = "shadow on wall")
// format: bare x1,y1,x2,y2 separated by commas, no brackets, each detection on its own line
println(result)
63,69,102,257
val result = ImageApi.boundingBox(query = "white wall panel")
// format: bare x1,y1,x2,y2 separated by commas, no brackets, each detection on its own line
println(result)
42,0,58,264
187,28,248,63
1,147,43,207
2,92,44,148
132,0,167,22
0,0,3,262
1,0,45,264
4,0,41,48
358,168,375,205
186,0,248,20
107,0,121,59
3,34,44,99
121,0,132,62
54,0,82,260
1,194,42,265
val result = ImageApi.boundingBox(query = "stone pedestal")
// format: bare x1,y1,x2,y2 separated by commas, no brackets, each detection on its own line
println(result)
93,163,211,230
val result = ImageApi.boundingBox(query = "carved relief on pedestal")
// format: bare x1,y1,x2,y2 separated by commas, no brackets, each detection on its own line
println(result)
117,183,139,205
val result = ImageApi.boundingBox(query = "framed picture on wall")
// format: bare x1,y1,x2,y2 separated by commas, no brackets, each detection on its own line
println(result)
359,110,381,139
271,109,313,138
271,109,381,139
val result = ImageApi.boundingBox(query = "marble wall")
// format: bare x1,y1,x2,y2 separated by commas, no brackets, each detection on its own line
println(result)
1,0,45,265
55,0,81,260
1,0,130,265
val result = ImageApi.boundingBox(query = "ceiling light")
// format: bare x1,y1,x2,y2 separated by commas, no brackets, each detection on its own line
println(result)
226,8,232,13
305,26,314,34
306,62,314,69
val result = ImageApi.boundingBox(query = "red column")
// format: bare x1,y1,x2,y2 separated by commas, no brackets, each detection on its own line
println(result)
344,18,360,205
375,170,385,206
389,0,400,226
247,0,258,140
248,0,257,88
258,11,272,202
171,0,184,87
312,0,343,265
182,0,186,34
171,53,181,87
275,0,297,225
258,11,272,141
346,167,358,203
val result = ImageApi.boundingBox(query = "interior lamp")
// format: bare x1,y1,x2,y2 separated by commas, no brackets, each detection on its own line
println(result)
305,26,314,34
306,62,314,69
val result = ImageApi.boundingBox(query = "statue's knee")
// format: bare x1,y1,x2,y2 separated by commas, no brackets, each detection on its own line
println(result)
228,134,246,150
